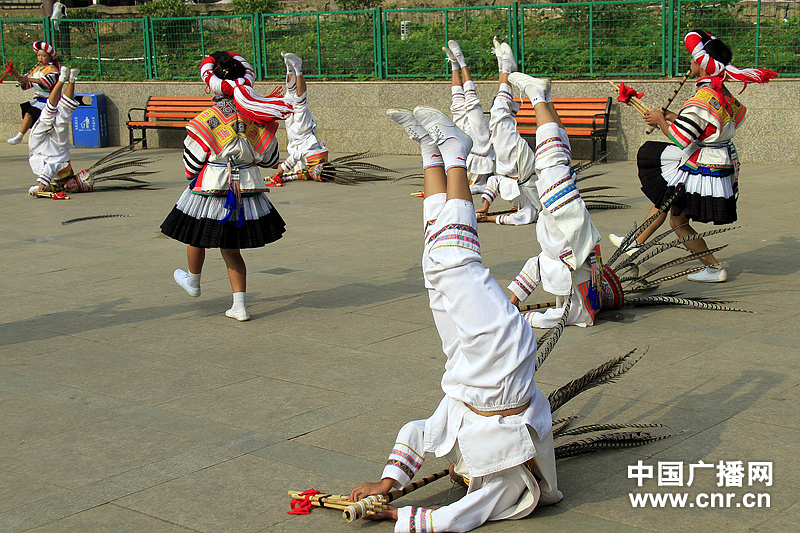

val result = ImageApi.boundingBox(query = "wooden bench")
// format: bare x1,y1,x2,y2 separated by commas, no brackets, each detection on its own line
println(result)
514,97,612,162
127,96,215,148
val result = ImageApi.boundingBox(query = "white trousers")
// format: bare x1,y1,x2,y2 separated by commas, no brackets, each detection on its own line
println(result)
451,80,494,179
282,90,325,173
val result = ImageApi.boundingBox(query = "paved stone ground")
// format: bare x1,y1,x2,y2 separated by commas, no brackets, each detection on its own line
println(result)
1,143,798,532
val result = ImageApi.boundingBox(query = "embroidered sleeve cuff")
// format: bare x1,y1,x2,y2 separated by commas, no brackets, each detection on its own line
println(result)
37,175,52,186
508,277,532,303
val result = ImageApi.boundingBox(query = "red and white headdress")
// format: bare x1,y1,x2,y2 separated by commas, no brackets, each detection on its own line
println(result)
200,52,291,124
684,30,777,87
32,41,59,68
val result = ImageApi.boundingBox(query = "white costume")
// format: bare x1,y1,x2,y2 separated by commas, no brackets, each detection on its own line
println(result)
450,80,494,193
490,83,600,328
482,85,539,226
381,193,561,533
279,89,326,175
28,94,77,188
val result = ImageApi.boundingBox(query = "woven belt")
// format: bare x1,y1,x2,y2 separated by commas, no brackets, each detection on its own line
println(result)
467,399,531,417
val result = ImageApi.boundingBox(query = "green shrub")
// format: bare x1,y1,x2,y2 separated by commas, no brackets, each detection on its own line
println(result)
234,0,280,15
138,0,191,18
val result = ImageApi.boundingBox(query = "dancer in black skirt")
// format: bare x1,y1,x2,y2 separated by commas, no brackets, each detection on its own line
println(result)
161,51,292,320
609,30,777,283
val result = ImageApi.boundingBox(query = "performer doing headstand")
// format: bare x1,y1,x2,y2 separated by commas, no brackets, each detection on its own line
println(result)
609,29,777,283
474,39,538,226
442,39,495,196
26,65,81,194
497,65,601,328
267,52,328,186
161,51,291,321
350,105,561,532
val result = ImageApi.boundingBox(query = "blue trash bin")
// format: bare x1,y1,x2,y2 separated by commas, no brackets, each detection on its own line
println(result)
72,93,109,148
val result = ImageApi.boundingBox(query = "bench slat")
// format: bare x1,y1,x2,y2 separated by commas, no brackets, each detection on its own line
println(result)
513,96,611,162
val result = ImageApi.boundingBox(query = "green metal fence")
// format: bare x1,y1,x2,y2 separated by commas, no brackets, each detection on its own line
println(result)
520,1,669,78
150,15,256,80
51,18,149,81
381,6,514,79
0,18,48,71
1,1,798,81
261,10,378,79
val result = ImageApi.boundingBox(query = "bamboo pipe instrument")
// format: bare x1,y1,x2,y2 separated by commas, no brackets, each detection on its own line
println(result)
343,468,450,522
646,69,692,135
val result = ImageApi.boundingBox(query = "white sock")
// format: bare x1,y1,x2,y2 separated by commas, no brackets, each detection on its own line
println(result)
59,66,69,83
420,136,443,169
9,132,23,142
188,271,201,287
438,137,468,170
231,292,246,312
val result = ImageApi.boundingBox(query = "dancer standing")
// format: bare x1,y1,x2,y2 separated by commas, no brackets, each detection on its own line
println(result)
161,51,291,321
350,105,560,532
7,42,60,145
609,30,777,283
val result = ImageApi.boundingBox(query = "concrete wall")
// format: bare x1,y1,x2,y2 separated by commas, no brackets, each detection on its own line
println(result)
2,78,797,163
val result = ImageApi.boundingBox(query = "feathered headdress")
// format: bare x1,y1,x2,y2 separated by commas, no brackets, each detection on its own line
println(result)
200,52,292,125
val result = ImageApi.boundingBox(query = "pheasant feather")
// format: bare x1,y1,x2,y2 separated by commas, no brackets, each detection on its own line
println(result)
548,348,642,413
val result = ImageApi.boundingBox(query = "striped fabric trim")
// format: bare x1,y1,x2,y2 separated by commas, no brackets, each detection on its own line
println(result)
423,153,444,170
260,142,280,168
386,441,424,479
409,507,433,533
541,176,579,213
183,148,206,178
577,279,598,320
497,87,514,104
731,101,746,126
535,136,571,160
481,184,498,203
426,223,480,254
38,71,58,91
559,250,575,270
423,219,437,243
512,270,537,296
668,115,703,148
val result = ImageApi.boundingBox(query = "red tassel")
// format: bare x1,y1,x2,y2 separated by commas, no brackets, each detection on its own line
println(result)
617,82,644,105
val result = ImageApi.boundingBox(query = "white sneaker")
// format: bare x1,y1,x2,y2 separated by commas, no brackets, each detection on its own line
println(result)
173,269,200,297
442,46,459,67
447,40,466,67
387,108,428,143
7,133,23,145
687,266,728,283
225,308,251,321
281,52,302,74
609,233,640,256
608,233,625,248
413,106,473,153
492,41,517,73
69,68,80,83
508,72,550,105
59,65,70,83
